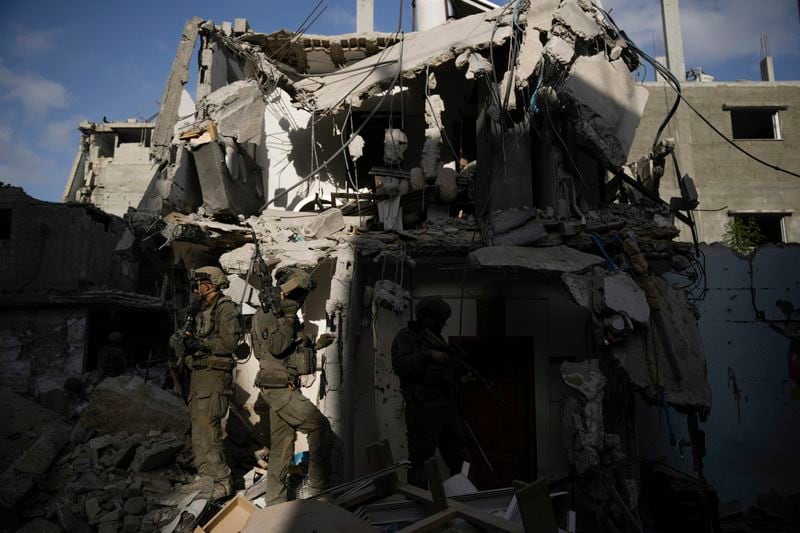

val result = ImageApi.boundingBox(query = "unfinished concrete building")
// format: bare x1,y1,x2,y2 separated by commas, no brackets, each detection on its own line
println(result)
4,1,799,532
628,4,800,246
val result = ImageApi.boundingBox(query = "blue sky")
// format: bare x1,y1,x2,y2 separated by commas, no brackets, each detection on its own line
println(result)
1,0,798,202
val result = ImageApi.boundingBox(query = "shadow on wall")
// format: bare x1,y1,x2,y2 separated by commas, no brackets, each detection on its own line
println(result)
637,243,800,506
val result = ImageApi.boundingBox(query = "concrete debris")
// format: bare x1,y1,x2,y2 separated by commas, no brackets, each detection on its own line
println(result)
436,167,458,203
492,220,547,247
219,243,256,275
470,245,604,274
561,272,593,310
561,360,611,474
304,208,345,239
291,8,514,110
201,80,265,145
525,0,561,32
562,360,606,400
383,128,408,164
348,134,365,160
372,279,410,313
128,433,184,472
455,50,493,80
0,424,69,506
80,376,190,437
543,35,575,65
563,54,649,169
555,1,603,40
603,271,650,325
611,277,711,409
192,139,264,216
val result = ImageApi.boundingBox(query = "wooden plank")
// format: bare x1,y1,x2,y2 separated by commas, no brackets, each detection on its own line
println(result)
365,440,398,495
513,479,557,533
334,486,379,510
397,484,522,533
397,508,458,533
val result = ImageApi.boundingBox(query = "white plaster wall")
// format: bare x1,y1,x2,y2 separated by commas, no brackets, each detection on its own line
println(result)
259,90,342,212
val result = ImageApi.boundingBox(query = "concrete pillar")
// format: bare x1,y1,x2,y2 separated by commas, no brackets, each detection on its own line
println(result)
760,56,775,81
660,0,686,82
356,0,374,33
655,55,667,83
414,0,448,31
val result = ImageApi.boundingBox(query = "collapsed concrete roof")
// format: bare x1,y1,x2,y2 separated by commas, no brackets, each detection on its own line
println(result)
288,7,514,110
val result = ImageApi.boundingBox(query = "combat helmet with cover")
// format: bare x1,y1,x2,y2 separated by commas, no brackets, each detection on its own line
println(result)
191,266,229,290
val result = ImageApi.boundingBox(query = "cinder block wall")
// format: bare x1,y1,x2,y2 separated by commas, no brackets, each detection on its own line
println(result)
0,187,126,294
630,82,800,244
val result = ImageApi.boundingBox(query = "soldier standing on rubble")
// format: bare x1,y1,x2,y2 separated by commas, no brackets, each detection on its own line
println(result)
392,296,471,488
252,267,334,505
179,266,241,500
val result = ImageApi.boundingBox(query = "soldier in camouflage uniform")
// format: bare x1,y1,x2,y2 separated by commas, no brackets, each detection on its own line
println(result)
251,267,334,505
391,296,470,488
180,266,241,500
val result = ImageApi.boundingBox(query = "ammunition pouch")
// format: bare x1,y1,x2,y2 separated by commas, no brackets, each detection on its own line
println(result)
255,369,289,389
285,346,316,376
190,354,235,372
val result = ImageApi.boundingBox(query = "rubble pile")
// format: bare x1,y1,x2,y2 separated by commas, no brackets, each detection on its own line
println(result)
54,430,189,533
2,379,233,533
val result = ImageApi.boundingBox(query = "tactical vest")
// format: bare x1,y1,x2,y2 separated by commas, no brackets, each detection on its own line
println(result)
192,294,237,372
252,309,316,388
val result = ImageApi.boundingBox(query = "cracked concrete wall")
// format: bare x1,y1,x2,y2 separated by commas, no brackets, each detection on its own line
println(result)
637,244,800,506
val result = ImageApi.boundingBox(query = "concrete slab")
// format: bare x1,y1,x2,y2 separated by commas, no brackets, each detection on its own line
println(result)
555,1,602,40
294,7,513,110
543,36,574,65
304,208,345,239
203,80,265,145
561,272,593,309
470,245,603,274
563,54,649,169
603,271,650,324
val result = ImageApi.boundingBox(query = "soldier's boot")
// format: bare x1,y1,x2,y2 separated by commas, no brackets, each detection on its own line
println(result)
211,477,233,501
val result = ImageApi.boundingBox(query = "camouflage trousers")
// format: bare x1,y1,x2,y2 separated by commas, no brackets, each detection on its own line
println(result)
259,387,332,506
189,368,232,489
405,402,470,489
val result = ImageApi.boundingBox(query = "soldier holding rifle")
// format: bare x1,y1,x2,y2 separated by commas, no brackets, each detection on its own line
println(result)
391,296,471,488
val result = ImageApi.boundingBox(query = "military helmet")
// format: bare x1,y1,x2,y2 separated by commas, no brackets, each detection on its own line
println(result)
415,296,451,321
275,267,316,297
108,331,123,343
191,266,229,289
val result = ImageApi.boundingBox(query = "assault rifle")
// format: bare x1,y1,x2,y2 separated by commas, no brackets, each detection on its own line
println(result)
421,329,507,405
249,227,283,316
169,295,201,400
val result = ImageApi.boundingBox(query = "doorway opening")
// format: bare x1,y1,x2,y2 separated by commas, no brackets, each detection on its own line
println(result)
452,335,536,488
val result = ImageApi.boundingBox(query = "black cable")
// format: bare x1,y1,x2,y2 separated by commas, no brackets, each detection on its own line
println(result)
595,2,800,179
260,60,402,209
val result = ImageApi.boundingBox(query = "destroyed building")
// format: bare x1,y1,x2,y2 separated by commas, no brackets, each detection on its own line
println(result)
4,0,800,532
